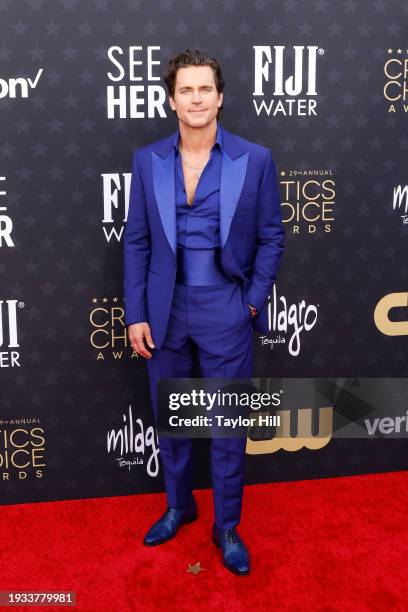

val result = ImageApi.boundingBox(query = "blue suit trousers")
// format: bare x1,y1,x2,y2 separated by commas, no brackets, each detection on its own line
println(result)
146,280,254,530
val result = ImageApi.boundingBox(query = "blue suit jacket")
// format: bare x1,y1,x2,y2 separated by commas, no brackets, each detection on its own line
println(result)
123,123,285,349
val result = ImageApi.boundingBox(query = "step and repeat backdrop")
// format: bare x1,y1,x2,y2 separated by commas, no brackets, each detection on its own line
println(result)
1,0,407,505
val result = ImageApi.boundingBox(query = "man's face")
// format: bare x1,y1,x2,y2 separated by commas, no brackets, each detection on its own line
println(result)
169,65,223,128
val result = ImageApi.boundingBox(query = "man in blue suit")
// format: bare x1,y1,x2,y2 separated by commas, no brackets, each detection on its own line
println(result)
123,49,285,575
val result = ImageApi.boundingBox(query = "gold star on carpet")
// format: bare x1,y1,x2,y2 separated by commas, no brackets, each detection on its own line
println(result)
187,561,206,574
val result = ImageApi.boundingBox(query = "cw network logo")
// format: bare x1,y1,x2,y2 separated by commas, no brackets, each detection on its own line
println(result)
374,291,408,336
0,69,43,99
246,405,332,454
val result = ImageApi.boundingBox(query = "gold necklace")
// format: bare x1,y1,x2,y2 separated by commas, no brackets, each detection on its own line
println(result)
178,146,209,178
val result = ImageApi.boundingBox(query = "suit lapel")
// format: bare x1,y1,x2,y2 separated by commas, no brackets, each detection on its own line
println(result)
151,149,177,253
219,151,249,248
151,123,249,254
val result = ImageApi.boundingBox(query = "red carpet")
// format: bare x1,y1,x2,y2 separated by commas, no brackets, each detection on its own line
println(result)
1,471,407,611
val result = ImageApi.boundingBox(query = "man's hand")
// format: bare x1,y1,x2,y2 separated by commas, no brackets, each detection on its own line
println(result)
247,303,258,318
128,322,155,359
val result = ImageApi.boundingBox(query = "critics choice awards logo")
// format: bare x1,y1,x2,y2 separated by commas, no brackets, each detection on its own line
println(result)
0,419,46,481
89,297,137,360
280,169,335,235
384,48,408,114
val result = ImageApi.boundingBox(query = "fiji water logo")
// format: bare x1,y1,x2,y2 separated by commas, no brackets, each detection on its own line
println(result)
253,45,323,117
0,299,24,368
100,172,131,243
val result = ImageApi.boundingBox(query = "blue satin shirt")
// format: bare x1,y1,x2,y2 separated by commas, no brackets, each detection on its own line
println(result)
172,121,223,249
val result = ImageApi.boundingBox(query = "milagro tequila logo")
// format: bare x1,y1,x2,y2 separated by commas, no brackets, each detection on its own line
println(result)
101,172,131,242
384,49,408,114
280,169,335,235
0,176,14,247
392,184,408,225
258,284,318,356
106,45,167,119
107,405,160,477
0,299,23,368
253,45,323,117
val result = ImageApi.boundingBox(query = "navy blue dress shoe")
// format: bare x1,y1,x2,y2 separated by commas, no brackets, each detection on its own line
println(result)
143,497,198,546
212,524,250,575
